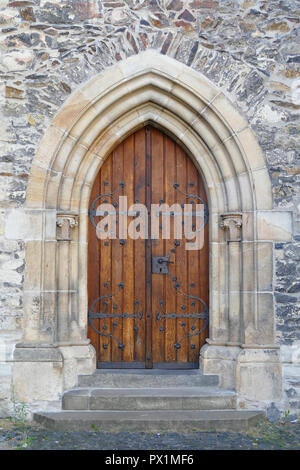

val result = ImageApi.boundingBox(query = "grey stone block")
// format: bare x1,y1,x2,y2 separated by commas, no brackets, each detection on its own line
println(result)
78,370,219,388
33,410,266,432
62,387,237,411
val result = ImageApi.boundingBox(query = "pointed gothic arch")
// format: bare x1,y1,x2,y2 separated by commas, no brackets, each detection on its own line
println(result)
14,50,283,405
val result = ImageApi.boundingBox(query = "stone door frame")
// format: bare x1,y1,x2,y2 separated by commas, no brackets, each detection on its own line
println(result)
13,50,289,408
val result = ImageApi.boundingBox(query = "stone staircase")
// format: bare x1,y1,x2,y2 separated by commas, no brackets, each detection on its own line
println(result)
34,370,265,431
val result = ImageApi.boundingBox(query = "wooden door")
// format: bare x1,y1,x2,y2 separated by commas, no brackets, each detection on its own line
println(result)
88,126,209,369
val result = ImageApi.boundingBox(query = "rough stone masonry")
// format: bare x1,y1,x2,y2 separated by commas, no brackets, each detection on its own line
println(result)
0,0,299,419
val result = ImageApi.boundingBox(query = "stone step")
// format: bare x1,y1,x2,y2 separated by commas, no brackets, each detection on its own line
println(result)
62,387,237,411
78,370,219,388
34,410,265,432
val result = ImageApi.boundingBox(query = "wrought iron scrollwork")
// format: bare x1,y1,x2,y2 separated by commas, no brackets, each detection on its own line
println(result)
89,180,128,229
88,284,143,352
154,231,209,353
88,180,209,358
155,300,209,353
173,182,209,229
152,181,209,354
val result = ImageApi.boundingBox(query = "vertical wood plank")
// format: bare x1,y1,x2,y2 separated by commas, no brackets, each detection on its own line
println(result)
88,170,100,361
174,144,188,363
123,135,135,362
145,127,153,368
134,128,147,363
187,156,201,363
111,143,124,362
164,135,177,362
99,156,112,362
151,127,165,365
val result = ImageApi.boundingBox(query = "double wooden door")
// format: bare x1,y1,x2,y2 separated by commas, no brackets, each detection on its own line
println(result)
88,126,209,369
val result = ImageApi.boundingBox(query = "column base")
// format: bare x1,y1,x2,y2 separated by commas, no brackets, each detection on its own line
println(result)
236,348,282,403
12,344,96,411
200,343,241,390
201,343,283,408
13,347,64,407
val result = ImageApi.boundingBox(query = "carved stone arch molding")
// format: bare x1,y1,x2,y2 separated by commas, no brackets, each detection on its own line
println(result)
13,50,288,409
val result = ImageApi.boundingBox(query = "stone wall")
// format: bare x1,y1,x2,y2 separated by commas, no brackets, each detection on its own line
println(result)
0,0,299,418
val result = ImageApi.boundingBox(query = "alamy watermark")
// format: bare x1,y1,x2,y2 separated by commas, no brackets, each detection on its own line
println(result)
89,196,207,251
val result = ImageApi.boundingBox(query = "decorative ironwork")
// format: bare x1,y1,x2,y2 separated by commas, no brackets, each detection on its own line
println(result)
173,182,209,229
88,185,119,229
88,180,209,360
88,284,143,352
154,231,209,353
155,297,208,353
156,311,208,320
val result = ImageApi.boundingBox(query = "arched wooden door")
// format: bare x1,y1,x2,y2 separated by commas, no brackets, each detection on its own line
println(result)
88,126,209,369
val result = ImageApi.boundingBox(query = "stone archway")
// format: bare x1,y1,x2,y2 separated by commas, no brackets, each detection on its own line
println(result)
13,50,285,410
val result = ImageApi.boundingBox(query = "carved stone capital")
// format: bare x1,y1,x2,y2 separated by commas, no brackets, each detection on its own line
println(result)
220,212,243,242
56,214,78,241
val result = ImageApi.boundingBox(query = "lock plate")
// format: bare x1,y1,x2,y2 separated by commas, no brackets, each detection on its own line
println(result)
152,256,170,274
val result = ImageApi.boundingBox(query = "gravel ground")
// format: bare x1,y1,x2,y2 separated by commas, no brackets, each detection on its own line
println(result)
0,419,299,450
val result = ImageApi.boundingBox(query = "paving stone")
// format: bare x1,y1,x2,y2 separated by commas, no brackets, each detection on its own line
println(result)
0,420,299,450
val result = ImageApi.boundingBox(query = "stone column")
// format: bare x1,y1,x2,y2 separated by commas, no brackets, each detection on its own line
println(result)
55,213,95,391
220,213,243,344
200,213,243,389
13,212,95,408
56,213,78,343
